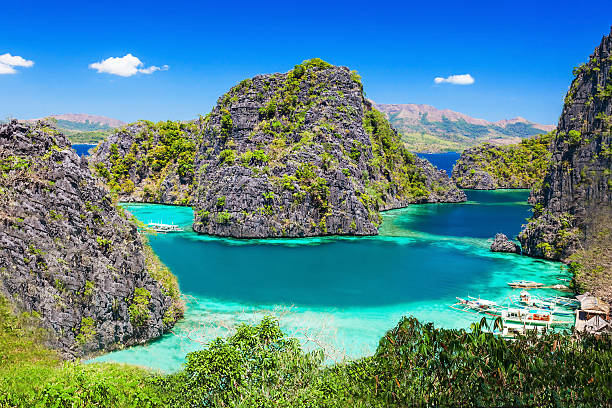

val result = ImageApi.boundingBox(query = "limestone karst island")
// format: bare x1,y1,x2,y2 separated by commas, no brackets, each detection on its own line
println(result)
1,2,611,406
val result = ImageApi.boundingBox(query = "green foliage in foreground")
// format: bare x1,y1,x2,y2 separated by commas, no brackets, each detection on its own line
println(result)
1,295,611,407
0,295,161,407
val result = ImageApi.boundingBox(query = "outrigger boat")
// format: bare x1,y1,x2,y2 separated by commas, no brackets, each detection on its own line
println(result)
452,296,498,313
511,291,574,316
541,295,580,308
507,280,544,289
457,296,498,311
147,222,183,233
498,308,572,326
485,322,548,339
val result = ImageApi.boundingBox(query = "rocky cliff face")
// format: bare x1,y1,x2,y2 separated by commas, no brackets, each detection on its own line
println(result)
0,121,183,357
519,28,612,264
92,59,465,238
451,134,552,189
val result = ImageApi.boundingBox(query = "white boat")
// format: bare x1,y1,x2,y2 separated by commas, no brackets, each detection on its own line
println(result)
542,295,579,308
453,296,498,313
486,322,548,339
513,290,555,310
511,292,574,317
147,222,183,233
507,280,544,289
500,308,572,326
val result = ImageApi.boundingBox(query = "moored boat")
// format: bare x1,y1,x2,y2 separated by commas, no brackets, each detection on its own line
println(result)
499,308,572,326
542,295,580,308
147,222,183,233
485,322,548,339
452,296,499,314
512,290,555,310
507,280,544,289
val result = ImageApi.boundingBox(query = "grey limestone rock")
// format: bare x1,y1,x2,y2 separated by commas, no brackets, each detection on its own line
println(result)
490,233,521,254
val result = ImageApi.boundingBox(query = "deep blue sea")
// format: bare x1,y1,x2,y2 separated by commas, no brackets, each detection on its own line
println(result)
72,144,96,156
416,152,461,175
90,189,567,372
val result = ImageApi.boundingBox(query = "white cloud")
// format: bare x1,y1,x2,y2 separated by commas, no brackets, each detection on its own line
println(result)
0,64,16,74
139,64,169,74
0,53,34,75
434,74,474,85
89,54,168,77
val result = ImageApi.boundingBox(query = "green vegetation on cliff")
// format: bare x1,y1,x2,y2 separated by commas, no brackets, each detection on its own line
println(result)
0,295,162,407
93,120,201,203
568,209,612,297
452,133,552,189
2,306,611,407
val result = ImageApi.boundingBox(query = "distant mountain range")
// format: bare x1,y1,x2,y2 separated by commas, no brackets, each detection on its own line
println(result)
33,113,126,129
24,114,125,144
374,103,555,152
21,107,555,152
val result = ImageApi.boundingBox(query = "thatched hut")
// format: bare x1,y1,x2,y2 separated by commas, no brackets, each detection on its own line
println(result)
575,292,612,334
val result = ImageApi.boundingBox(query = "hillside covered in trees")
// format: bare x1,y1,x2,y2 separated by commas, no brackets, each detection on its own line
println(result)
451,133,552,189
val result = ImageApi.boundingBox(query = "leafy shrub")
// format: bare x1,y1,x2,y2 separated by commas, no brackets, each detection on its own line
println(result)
218,149,236,165
75,317,96,344
216,211,232,224
258,102,277,119
128,288,151,327
96,236,112,252
567,129,582,144
220,110,233,139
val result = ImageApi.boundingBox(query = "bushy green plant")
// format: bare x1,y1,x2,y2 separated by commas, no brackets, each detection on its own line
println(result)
128,288,151,327
216,211,232,224
75,317,96,344
218,149,236,165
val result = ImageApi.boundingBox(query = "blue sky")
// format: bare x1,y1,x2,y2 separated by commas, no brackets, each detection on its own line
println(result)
1,0,610,124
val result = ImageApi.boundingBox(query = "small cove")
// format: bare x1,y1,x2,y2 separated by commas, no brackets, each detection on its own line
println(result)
90,189,567,372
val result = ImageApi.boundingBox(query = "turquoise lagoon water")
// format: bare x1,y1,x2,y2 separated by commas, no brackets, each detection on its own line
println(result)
90,190,567,372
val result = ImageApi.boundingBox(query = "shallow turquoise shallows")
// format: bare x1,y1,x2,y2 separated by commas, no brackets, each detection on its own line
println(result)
89,190,567,372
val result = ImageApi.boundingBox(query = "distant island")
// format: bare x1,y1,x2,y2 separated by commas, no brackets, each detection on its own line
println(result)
375,103,555,152
23,113,125,144
451,133,552,189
